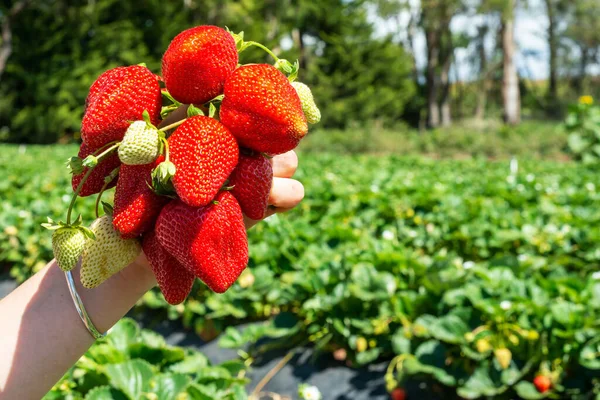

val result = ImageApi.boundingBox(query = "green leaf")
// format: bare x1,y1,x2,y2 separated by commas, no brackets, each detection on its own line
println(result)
187,105,204,117
187,383,217,400
218,327,245,348
356,348,381,365
568,133,589,153
105,359,154,400
106,318,139,355
168,353,209,374
150,373,191,400
208,103,217,119
391,330,411,354
456,364,495,398
88,343,126,365
514,381,547,399
84,385,128,400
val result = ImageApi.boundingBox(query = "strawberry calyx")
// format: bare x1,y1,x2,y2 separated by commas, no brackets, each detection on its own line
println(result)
41,215,96,241
160,89,182,120
227,28,299,81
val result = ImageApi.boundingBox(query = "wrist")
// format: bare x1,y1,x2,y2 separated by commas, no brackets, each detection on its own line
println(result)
117,252,156,291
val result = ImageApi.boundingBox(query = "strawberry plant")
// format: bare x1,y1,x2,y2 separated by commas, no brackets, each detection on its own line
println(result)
43,318,250,399
566,96,600,165
4,148,600,398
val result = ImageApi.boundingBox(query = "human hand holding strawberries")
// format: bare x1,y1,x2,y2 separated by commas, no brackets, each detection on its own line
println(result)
43,25,319,305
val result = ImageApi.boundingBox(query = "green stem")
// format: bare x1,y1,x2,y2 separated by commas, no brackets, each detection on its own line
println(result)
242,41,279,62
67,167,94,225
66,142,120,225
161,137,170,162
91,140,119,157
159,118,186,132
94,142,120,161
94,167,119,218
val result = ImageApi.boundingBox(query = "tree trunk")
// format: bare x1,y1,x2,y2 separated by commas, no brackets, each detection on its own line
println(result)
0,0,31,81
291,28,306,70
501,1,520,125
425,27,440,128
574,45,589,93
545,0,558,100
439,24,453,127
475,25,488,120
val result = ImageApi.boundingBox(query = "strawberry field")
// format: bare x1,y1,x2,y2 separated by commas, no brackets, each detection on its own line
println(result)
3,143,600,398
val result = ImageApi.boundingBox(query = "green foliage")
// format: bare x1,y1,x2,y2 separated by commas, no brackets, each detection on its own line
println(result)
43,318,249,399
5,144,600,398
300,120,569,159
0,0,416,143
565,98,600,165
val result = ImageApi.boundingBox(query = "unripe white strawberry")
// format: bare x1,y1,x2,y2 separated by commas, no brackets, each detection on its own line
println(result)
291,81,321,125
118,120,160,165
494,348,512,369
80,215,141,288
52,228,86,271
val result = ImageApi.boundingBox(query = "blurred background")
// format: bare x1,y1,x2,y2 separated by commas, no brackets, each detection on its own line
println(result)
1,0,599,149
3,1,600,399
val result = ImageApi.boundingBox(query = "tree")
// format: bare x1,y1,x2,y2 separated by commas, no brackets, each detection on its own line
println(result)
500,0,520,125
564,0,600,94
0,0,32,81
421,0,459,128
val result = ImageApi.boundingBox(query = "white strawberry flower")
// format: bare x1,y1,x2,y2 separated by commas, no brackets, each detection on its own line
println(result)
382,230,395,241
298,384,322,400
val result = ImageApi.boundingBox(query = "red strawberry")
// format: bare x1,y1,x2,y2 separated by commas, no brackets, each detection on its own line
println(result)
82,65,162,149
71,142,120,197
390,388,406,400
155,192,248,293
533,375,552,393
169,116,238,207
220,64,308,155
142,229,195,305
162,25,238,105
113,156,169,239
228,151,273,220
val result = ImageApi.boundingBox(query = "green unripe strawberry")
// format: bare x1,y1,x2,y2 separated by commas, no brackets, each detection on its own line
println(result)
52,228,86,271
118,120,161,165
80,215,141,288
291,81,321,124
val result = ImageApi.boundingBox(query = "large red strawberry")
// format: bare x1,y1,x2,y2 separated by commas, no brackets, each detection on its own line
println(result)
228,151,273,220
113,156,169,239
71,142,120,197
82,65,162,149
220,64,308,155
162,25,238,105
142,229,195,305
169,116,238,207
155,192,248,293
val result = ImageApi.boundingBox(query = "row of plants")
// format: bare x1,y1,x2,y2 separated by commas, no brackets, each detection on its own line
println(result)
3,144,600,397
44,318,250,399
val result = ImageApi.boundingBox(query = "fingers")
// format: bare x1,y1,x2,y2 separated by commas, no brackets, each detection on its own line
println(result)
271,151,298,178
268,177,304,209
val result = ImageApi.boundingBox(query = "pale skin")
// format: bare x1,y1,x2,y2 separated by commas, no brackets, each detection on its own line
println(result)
0,142,304,399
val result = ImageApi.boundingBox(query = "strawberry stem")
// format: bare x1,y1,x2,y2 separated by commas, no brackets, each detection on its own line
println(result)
161,137,170,162
66,142,120,225
241,41,279,62
94,167,120,218
91,140,119,157
159,118,186,132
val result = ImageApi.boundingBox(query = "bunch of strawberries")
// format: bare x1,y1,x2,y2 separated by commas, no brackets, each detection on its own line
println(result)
43,25,320,304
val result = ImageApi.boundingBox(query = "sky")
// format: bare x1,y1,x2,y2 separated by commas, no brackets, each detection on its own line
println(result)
369,0,574,82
